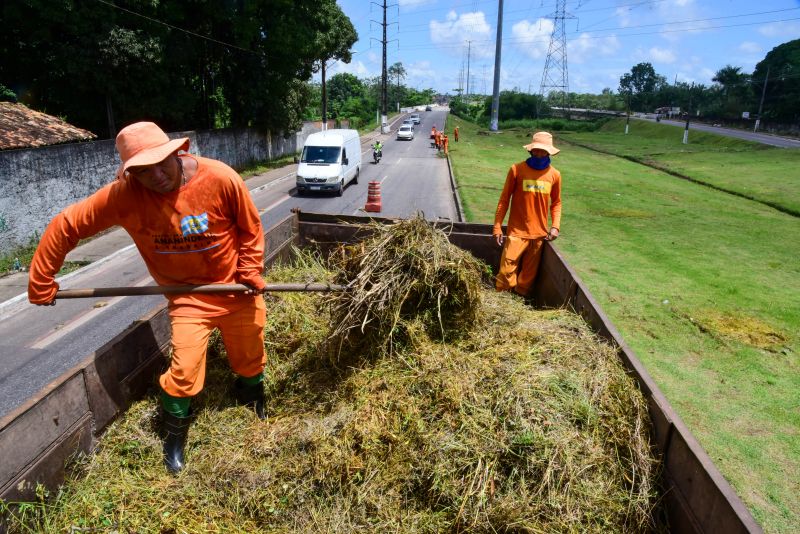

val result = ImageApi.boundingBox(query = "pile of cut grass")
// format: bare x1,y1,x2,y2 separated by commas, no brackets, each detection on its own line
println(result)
1,239,663,533
323,216,484,359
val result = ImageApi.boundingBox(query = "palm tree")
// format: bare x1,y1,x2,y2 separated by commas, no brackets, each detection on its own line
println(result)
712,65,746,97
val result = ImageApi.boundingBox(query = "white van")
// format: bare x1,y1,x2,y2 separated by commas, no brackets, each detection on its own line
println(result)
296,129,361,196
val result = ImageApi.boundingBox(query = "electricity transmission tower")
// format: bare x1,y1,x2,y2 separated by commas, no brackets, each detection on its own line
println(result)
538,0,575,111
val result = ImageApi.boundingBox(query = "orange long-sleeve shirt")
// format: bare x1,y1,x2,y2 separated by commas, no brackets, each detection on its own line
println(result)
493,161,562,239
28,156,265,317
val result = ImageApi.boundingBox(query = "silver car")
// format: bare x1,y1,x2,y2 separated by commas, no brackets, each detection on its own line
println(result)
397,125,414,140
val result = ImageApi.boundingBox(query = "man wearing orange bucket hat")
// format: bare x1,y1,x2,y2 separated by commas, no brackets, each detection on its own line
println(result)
492,131,562,297
28,121,268,474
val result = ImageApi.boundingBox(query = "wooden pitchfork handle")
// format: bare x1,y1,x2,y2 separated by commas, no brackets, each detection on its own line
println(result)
55,282,348,299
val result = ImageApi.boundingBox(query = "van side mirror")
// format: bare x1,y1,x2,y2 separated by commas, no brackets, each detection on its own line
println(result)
293,156,299,164
342,157,349,165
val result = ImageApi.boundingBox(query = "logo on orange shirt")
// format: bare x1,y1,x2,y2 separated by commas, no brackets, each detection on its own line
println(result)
181,213,209,236
522,180,551,194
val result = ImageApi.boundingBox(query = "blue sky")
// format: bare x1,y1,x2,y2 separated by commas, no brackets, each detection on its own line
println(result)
323,0,800,94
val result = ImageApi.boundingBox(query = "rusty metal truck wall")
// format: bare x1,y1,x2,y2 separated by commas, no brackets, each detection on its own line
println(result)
295,211,762,534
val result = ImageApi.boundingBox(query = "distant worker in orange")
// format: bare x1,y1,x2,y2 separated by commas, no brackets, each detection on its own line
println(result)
454,126,459,142
493,131,562,297
28,121,269,475
431,126,437,148
442,134,449,154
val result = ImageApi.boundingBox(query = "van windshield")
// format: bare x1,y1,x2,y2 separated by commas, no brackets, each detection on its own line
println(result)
301,146,340,164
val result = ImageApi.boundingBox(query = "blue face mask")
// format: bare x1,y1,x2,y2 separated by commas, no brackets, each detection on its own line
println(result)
526,154,551,170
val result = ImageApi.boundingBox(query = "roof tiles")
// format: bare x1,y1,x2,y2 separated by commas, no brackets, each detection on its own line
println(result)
0,102,96,151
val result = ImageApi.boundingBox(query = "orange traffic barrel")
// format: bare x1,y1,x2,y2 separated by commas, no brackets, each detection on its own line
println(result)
365,181,382,212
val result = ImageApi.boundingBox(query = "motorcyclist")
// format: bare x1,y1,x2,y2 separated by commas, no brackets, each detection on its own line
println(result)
372,141,383,160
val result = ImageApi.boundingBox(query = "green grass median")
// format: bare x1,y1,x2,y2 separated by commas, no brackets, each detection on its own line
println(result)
447,114,800,533
564,119,800,216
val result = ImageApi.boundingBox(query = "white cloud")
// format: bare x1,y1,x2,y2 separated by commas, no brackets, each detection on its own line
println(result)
758,21,800,37
615,7,634,28
399,0,434,7
569,33,621,64
328,60,370,77
430,11,492,56
698,68,715,82
367,52,379,64
647,47,677,64
406,60,437,88
675,71,695,84
738,41,761,55
510,18,553,60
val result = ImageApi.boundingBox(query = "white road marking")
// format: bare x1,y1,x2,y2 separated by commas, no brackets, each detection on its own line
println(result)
250,171,296,195
0,244,140,319
29,276,154,349
260,194,292,214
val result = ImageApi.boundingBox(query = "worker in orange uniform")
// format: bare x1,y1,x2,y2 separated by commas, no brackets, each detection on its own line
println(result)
436,130,443,151
431,126,437,148
454,126,459,142
28,122,268,474
442,134,449,154
493,131,562,297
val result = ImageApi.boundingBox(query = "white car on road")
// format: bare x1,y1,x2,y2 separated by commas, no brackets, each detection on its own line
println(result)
397,125,414,140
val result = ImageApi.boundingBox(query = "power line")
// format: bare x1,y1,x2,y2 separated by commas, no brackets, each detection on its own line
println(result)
396,15,800,51
92,0,260,56
397,6,800,35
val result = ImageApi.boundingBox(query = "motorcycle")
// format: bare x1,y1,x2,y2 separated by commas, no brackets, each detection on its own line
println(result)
372,147,382,164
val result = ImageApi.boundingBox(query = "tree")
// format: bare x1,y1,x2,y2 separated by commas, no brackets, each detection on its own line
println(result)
619,62,666,111
0,0,359,137
388,62,406,88
328,73,364,117
0,84,16,102
712,65,747,95
311,1,358,125
751,39,800,123
710,65,750,118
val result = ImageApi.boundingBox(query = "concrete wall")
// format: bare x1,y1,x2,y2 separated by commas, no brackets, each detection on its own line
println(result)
0,123,323,256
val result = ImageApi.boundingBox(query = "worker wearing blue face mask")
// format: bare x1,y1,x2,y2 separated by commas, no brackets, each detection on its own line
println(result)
492,131,562,297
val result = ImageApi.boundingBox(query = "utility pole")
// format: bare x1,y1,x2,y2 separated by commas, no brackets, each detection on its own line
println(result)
683,83,694,144
371,0,396,133
466,40,472,100
490,0,504,132
381,0,388,133
625,91,630,134
754,66,770,133
321,61,327,131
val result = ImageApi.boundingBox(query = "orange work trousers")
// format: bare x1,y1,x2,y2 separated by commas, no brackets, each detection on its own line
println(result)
495,235,545,296
160,296,267,397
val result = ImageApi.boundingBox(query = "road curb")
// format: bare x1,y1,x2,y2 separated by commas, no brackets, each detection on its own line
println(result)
445,154,464,223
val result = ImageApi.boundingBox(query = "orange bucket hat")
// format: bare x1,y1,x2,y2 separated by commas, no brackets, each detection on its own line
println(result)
523,131,560,155
116,122,189,175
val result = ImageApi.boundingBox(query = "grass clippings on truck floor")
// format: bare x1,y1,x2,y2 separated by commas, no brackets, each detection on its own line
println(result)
1,220,663,533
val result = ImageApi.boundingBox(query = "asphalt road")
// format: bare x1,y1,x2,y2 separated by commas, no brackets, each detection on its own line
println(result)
0,109,454,420
639,117,800,148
